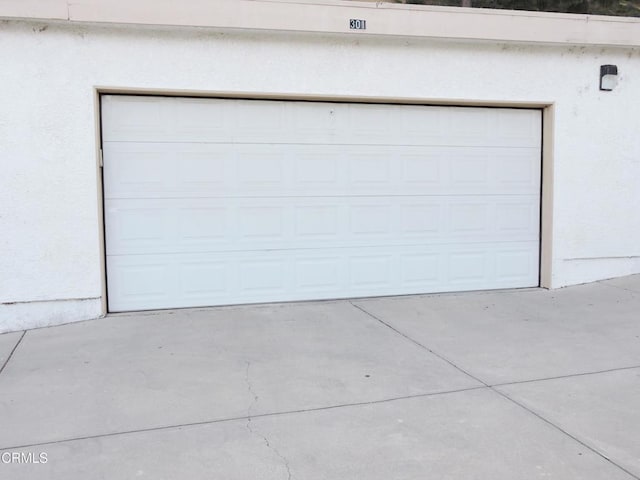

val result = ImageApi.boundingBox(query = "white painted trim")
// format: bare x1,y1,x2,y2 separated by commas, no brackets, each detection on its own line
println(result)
1,0,639,47
0,0,68,20
540,105,555,289
95,88,553,302
93,88,108,318
96,86,554,108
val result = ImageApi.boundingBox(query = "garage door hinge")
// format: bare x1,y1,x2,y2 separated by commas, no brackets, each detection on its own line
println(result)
99,149,104,168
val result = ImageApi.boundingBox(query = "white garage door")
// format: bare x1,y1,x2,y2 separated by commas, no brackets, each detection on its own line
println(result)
102,95,541,312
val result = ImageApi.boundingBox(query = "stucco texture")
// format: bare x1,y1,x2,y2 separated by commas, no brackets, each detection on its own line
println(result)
1,20,639,331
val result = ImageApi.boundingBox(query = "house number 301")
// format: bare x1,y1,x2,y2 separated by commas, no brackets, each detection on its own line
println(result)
349,19,367,30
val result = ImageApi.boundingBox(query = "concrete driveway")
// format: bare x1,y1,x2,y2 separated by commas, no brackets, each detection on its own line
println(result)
1,275,639,479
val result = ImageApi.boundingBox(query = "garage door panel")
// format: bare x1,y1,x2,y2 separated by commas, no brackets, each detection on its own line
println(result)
495,202,540,234
102,96,170,141
448,252,486,284
107,206,170,245
348,255,393,288
494,150,541,187
106,242,539,312
400,253,441,287
102,149,168,194
102,96,541,312
444,108,493,142
105,195,539,255
103,143,231,198
290,101,346,140
106,261,172,307
295,205,340,238
496,107,542,145
496,250,538,282
448,152,491,185
295,257,344,292
179,261,230,298
104,143,540,199
171,97,228,141
448,203,491,234
102,97,540,148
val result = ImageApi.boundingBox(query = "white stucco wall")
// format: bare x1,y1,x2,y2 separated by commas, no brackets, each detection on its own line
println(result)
1,19,639,332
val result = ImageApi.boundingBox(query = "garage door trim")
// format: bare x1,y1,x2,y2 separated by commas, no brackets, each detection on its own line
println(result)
94,89,553,314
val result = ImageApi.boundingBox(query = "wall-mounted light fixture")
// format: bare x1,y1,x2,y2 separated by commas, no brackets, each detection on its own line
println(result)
600,65,618,91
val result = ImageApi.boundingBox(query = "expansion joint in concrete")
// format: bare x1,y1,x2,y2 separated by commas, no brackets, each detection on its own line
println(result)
348,301,640,480
349,301,485,386
0,331,26,377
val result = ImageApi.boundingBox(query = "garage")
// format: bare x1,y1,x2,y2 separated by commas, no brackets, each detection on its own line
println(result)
102,95,541,312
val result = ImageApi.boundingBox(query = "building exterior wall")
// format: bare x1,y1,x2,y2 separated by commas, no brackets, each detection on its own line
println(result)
2,0,640,47
1,14,639,332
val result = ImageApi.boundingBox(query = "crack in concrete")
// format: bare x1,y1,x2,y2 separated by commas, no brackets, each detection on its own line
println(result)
245,361,293,480
0,385,485,452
